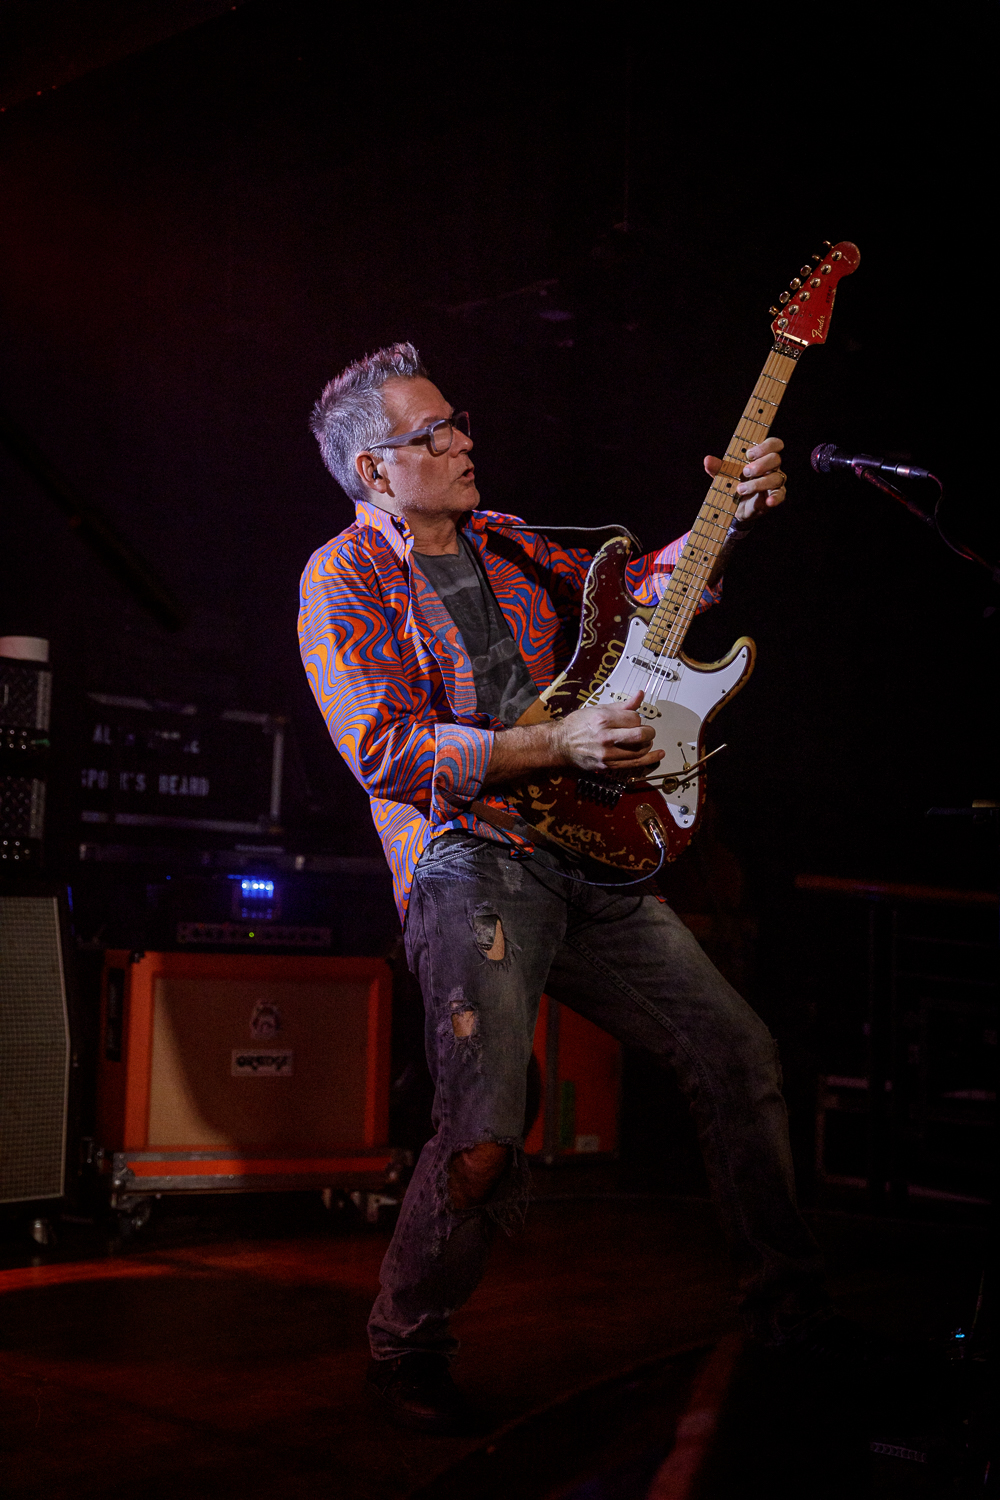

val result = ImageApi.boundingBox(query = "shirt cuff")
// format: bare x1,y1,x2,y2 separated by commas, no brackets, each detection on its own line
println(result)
431,723,495,821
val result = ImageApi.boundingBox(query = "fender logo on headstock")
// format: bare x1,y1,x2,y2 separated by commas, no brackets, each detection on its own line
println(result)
770,241,860,348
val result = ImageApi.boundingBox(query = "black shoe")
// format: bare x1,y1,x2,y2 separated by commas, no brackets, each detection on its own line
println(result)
780,1314,892,1372
765,1315,944,1415
366,1353,471,1434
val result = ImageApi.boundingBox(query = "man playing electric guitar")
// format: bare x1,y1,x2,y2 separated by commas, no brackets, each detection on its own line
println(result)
299,341,827,1433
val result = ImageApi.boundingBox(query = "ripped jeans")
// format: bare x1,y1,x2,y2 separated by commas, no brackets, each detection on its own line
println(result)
367,833,827,1360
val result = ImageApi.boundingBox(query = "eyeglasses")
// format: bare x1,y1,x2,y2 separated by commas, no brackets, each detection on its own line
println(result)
368,410,471,457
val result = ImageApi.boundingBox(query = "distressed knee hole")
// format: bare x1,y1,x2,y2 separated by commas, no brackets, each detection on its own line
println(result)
472,911,505,961
451,1008,477,1038
447,1142,512,1211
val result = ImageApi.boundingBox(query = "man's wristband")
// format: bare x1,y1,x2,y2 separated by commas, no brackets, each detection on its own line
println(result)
725,514,757,541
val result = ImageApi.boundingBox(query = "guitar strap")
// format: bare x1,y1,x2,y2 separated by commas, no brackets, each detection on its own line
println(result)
465,521,665,888
481,520,641,675
485,521,642,584
503,521,643,549
466,797,532,836
464,794,666,894
441,525,587,842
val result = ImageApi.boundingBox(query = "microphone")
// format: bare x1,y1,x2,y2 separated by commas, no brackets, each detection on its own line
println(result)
810,443,932,480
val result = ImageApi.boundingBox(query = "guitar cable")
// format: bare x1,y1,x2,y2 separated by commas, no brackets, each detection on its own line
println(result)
850,465,998,581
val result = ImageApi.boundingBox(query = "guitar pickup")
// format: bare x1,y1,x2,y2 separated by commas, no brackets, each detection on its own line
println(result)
607,692,659,718
628,656,677,681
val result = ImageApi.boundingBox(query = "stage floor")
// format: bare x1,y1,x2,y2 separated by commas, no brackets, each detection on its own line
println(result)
0,1172,989,1499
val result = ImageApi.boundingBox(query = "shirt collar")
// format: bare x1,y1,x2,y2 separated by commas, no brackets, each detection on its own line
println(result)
353,501,489,564
353,500,411,563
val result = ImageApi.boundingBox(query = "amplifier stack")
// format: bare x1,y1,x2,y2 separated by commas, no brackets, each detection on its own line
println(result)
0,888,71,1208
0,637,51,871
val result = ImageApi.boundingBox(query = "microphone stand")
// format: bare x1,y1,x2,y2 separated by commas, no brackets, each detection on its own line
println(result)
860,468,996,1384
852,463,1000,584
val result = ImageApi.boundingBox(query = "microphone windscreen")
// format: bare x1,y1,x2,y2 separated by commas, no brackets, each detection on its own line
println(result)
810,443,838,474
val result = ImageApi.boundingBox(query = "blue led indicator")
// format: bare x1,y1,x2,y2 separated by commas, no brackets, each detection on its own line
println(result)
241,879,275,900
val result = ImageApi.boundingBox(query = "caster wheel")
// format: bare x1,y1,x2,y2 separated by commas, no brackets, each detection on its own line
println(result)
112,1195,153,1239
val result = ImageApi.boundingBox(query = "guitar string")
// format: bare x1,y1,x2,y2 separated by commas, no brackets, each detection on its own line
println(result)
604,346,794,794
578,348,791,723
629,348,790,704
652,354,785,661
560,256,855,843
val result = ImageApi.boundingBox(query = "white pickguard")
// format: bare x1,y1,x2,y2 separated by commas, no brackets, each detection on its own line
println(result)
587,616,751,830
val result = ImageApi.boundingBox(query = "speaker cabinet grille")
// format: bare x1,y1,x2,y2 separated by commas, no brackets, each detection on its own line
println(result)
146,974,374,1149
0,895,70,1203
97,953,392,1170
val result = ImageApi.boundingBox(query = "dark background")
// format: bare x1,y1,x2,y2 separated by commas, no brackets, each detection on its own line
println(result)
1,2,994,889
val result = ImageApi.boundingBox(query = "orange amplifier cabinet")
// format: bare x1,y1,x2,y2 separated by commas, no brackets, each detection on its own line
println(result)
97,951,392,1198
525,995,621,1160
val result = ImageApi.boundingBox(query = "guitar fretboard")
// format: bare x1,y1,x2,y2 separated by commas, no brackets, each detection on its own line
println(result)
642,342,800,659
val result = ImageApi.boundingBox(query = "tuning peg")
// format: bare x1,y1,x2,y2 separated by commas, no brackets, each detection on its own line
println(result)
778,291,791,304
799,265,812,277
821,240,831,249
789,278,802,290
768,305,780,315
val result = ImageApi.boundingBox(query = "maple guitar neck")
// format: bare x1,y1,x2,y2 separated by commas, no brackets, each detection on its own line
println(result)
505,242,860,875
643,343,800,659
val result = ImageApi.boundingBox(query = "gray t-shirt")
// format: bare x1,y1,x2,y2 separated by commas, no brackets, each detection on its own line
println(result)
412,536,538,726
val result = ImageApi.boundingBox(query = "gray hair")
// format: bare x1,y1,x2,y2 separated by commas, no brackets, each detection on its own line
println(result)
310,341,429,503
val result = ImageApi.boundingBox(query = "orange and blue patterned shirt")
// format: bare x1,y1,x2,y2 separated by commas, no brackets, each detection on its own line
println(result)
298,501,715,921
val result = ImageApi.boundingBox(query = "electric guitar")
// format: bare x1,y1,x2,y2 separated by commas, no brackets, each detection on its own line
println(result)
502,240,861,876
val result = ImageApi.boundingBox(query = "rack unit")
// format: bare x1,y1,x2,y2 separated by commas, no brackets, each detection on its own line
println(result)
797,876,996,1212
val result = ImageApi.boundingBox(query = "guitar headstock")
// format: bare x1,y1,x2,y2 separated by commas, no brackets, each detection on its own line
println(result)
769,240,860,349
